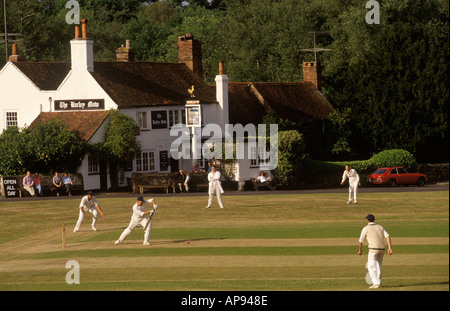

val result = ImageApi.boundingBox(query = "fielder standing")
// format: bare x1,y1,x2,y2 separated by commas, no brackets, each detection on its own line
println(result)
358,214,393,289
115,196,157,246
206,165,224,209
341,165,361,204
74,191,105,232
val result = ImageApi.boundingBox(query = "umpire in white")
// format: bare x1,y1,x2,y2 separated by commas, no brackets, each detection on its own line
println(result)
74,191,105,232
206,165,224,209
358,214,393,288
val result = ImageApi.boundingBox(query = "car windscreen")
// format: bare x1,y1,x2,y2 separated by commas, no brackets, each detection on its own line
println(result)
373,169,387,174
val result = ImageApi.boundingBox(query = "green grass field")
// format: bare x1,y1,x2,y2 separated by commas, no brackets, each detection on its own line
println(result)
0,190,448,291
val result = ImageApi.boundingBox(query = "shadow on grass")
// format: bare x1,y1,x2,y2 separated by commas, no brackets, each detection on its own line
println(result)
384,281,449,289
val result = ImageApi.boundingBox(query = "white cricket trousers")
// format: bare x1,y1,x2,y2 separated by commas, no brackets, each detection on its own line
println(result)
207,181,224,208
118,217,151,243
75,208,98,231
367,251,384,286
348,180,359,202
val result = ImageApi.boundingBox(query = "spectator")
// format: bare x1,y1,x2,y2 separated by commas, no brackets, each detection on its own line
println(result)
33,173,43,197
206,161,212,173
63,173,73,196
192,162,205,173
264,171,275,190
253,171,274,190
53,171,63,196
178,169,191,193
23,171,36,197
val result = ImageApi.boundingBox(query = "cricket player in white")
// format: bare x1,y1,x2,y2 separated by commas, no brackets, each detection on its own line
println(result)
74,191,105,232
115,196,157,245
206,165,224,209
341,165,361,204
358,214,393,288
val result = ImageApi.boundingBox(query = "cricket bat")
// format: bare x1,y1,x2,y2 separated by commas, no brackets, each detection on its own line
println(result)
143,205,158,231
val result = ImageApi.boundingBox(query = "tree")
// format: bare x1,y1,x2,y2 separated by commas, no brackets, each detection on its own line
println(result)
102,109,141,191
273,130,305,188
158,4,228,83
323,0,449,163
0,121,87,175
0,127,28,175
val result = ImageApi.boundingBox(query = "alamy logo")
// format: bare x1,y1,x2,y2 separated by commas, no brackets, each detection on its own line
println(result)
65,260,80,284
366,0,380,24
170,123,279,170
65,0,80,25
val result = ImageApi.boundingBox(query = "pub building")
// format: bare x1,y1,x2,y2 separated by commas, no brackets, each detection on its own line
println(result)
0,20,334,192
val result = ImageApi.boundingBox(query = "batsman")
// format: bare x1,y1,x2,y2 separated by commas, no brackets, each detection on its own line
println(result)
115,196,158,246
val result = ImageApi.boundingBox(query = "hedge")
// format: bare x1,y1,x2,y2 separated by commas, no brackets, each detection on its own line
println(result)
300,149,419,178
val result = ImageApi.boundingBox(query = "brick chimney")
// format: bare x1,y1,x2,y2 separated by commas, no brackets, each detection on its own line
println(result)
178,33,202,78
116,40,135,62
302,61,322,90
70,19,94,72
9,43,25,62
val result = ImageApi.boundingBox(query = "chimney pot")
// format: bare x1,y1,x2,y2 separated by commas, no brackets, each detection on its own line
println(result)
74,25,81,39
218,60,224,75
81,19,88,39
9,43,25,62
12,43,17,56
126,40,131,48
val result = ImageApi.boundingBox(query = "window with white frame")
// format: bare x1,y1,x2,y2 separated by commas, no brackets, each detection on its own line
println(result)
136,151,155,172
250,145,271,167
88,154,100,174
5,111,18,128
168,109,180,127
137,111,148,129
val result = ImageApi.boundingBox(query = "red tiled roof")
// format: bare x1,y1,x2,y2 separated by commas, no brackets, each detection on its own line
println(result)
90,62,217,108
12,62,71,90
28,111,110,142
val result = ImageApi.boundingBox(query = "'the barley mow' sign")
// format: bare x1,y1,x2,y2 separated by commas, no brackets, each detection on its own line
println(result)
54,99,105,111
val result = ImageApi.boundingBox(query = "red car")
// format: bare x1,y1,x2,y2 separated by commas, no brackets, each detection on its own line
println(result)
367,167,427,187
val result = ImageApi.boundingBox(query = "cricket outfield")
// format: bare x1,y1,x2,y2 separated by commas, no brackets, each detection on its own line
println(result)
0,189,448,291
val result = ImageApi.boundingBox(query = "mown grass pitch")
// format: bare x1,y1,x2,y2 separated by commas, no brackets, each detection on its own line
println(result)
0,190,448,291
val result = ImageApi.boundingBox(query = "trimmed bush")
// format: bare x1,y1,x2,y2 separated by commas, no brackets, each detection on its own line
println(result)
300,149,419,179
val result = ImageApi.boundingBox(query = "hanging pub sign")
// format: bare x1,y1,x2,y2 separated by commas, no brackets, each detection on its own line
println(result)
185,100,201,127
54,99,105,111
1,176,19,198
151,111,168,129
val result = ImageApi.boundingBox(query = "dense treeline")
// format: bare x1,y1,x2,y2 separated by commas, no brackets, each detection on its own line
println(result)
1,0,448,163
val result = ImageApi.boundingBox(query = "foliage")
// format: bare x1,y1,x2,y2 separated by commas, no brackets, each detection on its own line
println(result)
102,109,141,163
272,130,305,188
0,121,87,175
0,127,28,175
323,0,449,163
301,149,419,180
0,0,448,163
24,120,87,173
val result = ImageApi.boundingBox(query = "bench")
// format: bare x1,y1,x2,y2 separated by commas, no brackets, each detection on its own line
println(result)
196,183,209,191
139,184,175,194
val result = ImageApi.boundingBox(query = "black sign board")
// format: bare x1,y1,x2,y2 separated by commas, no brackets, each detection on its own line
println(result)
54,99,105,111
2,177,19,198
151,111,168,129
159,151,169,171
